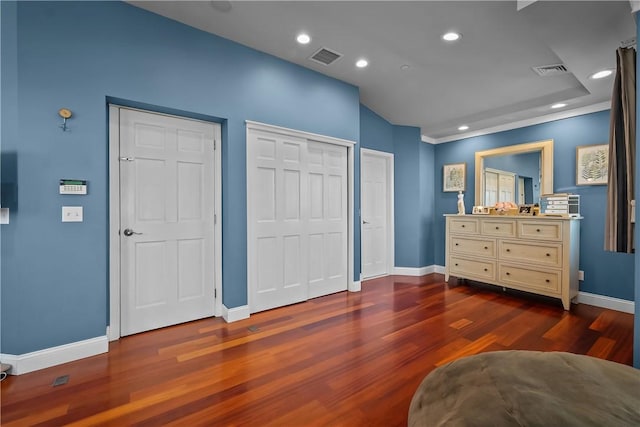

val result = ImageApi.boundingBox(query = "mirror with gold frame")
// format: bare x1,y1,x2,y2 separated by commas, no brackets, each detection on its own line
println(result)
474,139,554,206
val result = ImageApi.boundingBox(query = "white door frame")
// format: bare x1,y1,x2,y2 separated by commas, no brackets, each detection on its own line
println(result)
360,148,394,280
108,105,223,341
245,120,356,314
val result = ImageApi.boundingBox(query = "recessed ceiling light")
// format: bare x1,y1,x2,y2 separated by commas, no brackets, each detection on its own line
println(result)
442,32,461,42
551,103,567,109
296,33,311,45
590,69,613,79
458,125,469,131
356,59,369,68
400,64,410,71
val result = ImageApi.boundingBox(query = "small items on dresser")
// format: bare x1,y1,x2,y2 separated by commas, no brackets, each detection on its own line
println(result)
540,193,580,217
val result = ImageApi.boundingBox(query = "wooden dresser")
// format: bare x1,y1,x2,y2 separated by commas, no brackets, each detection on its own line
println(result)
444,214,581,310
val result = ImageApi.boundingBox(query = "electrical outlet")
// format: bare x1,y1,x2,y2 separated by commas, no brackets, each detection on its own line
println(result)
578,270,584,281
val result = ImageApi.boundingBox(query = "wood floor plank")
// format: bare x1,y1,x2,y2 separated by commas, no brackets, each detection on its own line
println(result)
1,274,634,426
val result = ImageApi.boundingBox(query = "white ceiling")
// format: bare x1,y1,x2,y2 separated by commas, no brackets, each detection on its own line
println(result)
129,1,636,142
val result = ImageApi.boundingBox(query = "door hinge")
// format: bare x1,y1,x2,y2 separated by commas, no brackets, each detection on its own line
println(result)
214,140,217,150
214,214,217,224
214,289,217,298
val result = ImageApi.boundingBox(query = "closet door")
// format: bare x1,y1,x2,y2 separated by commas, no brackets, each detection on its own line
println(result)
247,130,348,312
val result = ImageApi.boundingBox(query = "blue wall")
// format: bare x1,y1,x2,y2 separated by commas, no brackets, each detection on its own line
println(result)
1,1,359,354
434,110,635,301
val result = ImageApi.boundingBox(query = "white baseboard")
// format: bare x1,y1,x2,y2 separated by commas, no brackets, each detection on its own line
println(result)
394,265,437,276
222,304,250,323
576,292,634,314
433,265,446,274
0,335,108,375
349,280,361,292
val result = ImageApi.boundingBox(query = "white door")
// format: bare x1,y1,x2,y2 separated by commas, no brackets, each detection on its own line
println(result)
518,177,525,204
247,130,348,312
361,150,392,279
119,109,218,336
499,174,515,203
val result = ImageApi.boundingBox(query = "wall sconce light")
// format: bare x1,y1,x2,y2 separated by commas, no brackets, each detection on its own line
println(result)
58,108,72,132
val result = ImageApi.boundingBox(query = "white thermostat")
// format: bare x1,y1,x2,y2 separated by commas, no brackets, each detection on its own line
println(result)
59,179,87,195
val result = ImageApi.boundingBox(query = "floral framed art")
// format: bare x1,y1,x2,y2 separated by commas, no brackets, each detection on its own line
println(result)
443,162,466,192
576,144,608,186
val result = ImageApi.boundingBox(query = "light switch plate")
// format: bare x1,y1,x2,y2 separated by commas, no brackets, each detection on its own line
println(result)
0,208,9,224
62,206,83,222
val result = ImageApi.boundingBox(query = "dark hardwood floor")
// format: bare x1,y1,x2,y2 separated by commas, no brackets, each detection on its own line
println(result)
1,274,634,426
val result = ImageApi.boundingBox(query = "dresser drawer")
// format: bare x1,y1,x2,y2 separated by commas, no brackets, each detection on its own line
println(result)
481,219,516,238
499,240,562,267
498,264,561,294
448,217,479,234
518,220,563,241
450,256,495,281
451,236,496,258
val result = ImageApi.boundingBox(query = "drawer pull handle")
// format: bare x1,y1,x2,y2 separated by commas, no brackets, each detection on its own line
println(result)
455,243,459,246
484,246,488,250
455,263,459,266
506,248,511,252
506,272,511,276
536,229,541,232
461,225,465,228
545,279,550,283
495,226,500,230
484,268,488,272
546,253,551,257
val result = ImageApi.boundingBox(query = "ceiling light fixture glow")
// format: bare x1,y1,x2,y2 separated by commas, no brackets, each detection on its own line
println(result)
442,32,461,42
458,125,469,131
590,69,613,79
296,33,311,45
400,64,410,71
356,59,369,68
551,103,567,109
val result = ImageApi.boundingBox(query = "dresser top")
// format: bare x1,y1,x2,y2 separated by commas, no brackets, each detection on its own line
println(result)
443,214,582,220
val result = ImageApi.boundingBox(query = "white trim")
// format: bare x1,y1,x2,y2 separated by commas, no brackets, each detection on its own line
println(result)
576,292,634,314
1,336,108,375
433,265,446,274
393,266,436,276
222,304,251,323
360,148,395,281
422,102,610,144
349,280,362,292
245,120,356,147
245,120,356,312
108,105,121,341
108,105,223,341
630,0,640,13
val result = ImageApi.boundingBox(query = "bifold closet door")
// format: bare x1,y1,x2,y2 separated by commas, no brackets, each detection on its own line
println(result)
247,130,348,313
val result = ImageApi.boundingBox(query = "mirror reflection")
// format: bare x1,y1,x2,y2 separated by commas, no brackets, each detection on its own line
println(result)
483,152,541,205
474,139,553,207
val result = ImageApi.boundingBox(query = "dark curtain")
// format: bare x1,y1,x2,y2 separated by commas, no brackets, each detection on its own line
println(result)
605,47,636,253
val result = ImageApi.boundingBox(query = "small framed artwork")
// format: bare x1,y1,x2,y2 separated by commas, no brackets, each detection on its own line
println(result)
443,162,466,192
576,144,608,186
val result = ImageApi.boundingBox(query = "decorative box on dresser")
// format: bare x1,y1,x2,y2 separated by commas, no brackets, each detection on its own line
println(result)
444,214,581,310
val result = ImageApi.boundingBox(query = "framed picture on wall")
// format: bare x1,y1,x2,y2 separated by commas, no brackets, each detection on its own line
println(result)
443,162,466,192
576,144,608,186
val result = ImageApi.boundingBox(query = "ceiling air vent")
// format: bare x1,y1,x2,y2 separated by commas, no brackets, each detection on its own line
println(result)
309,47,342,66
532,64,570,77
